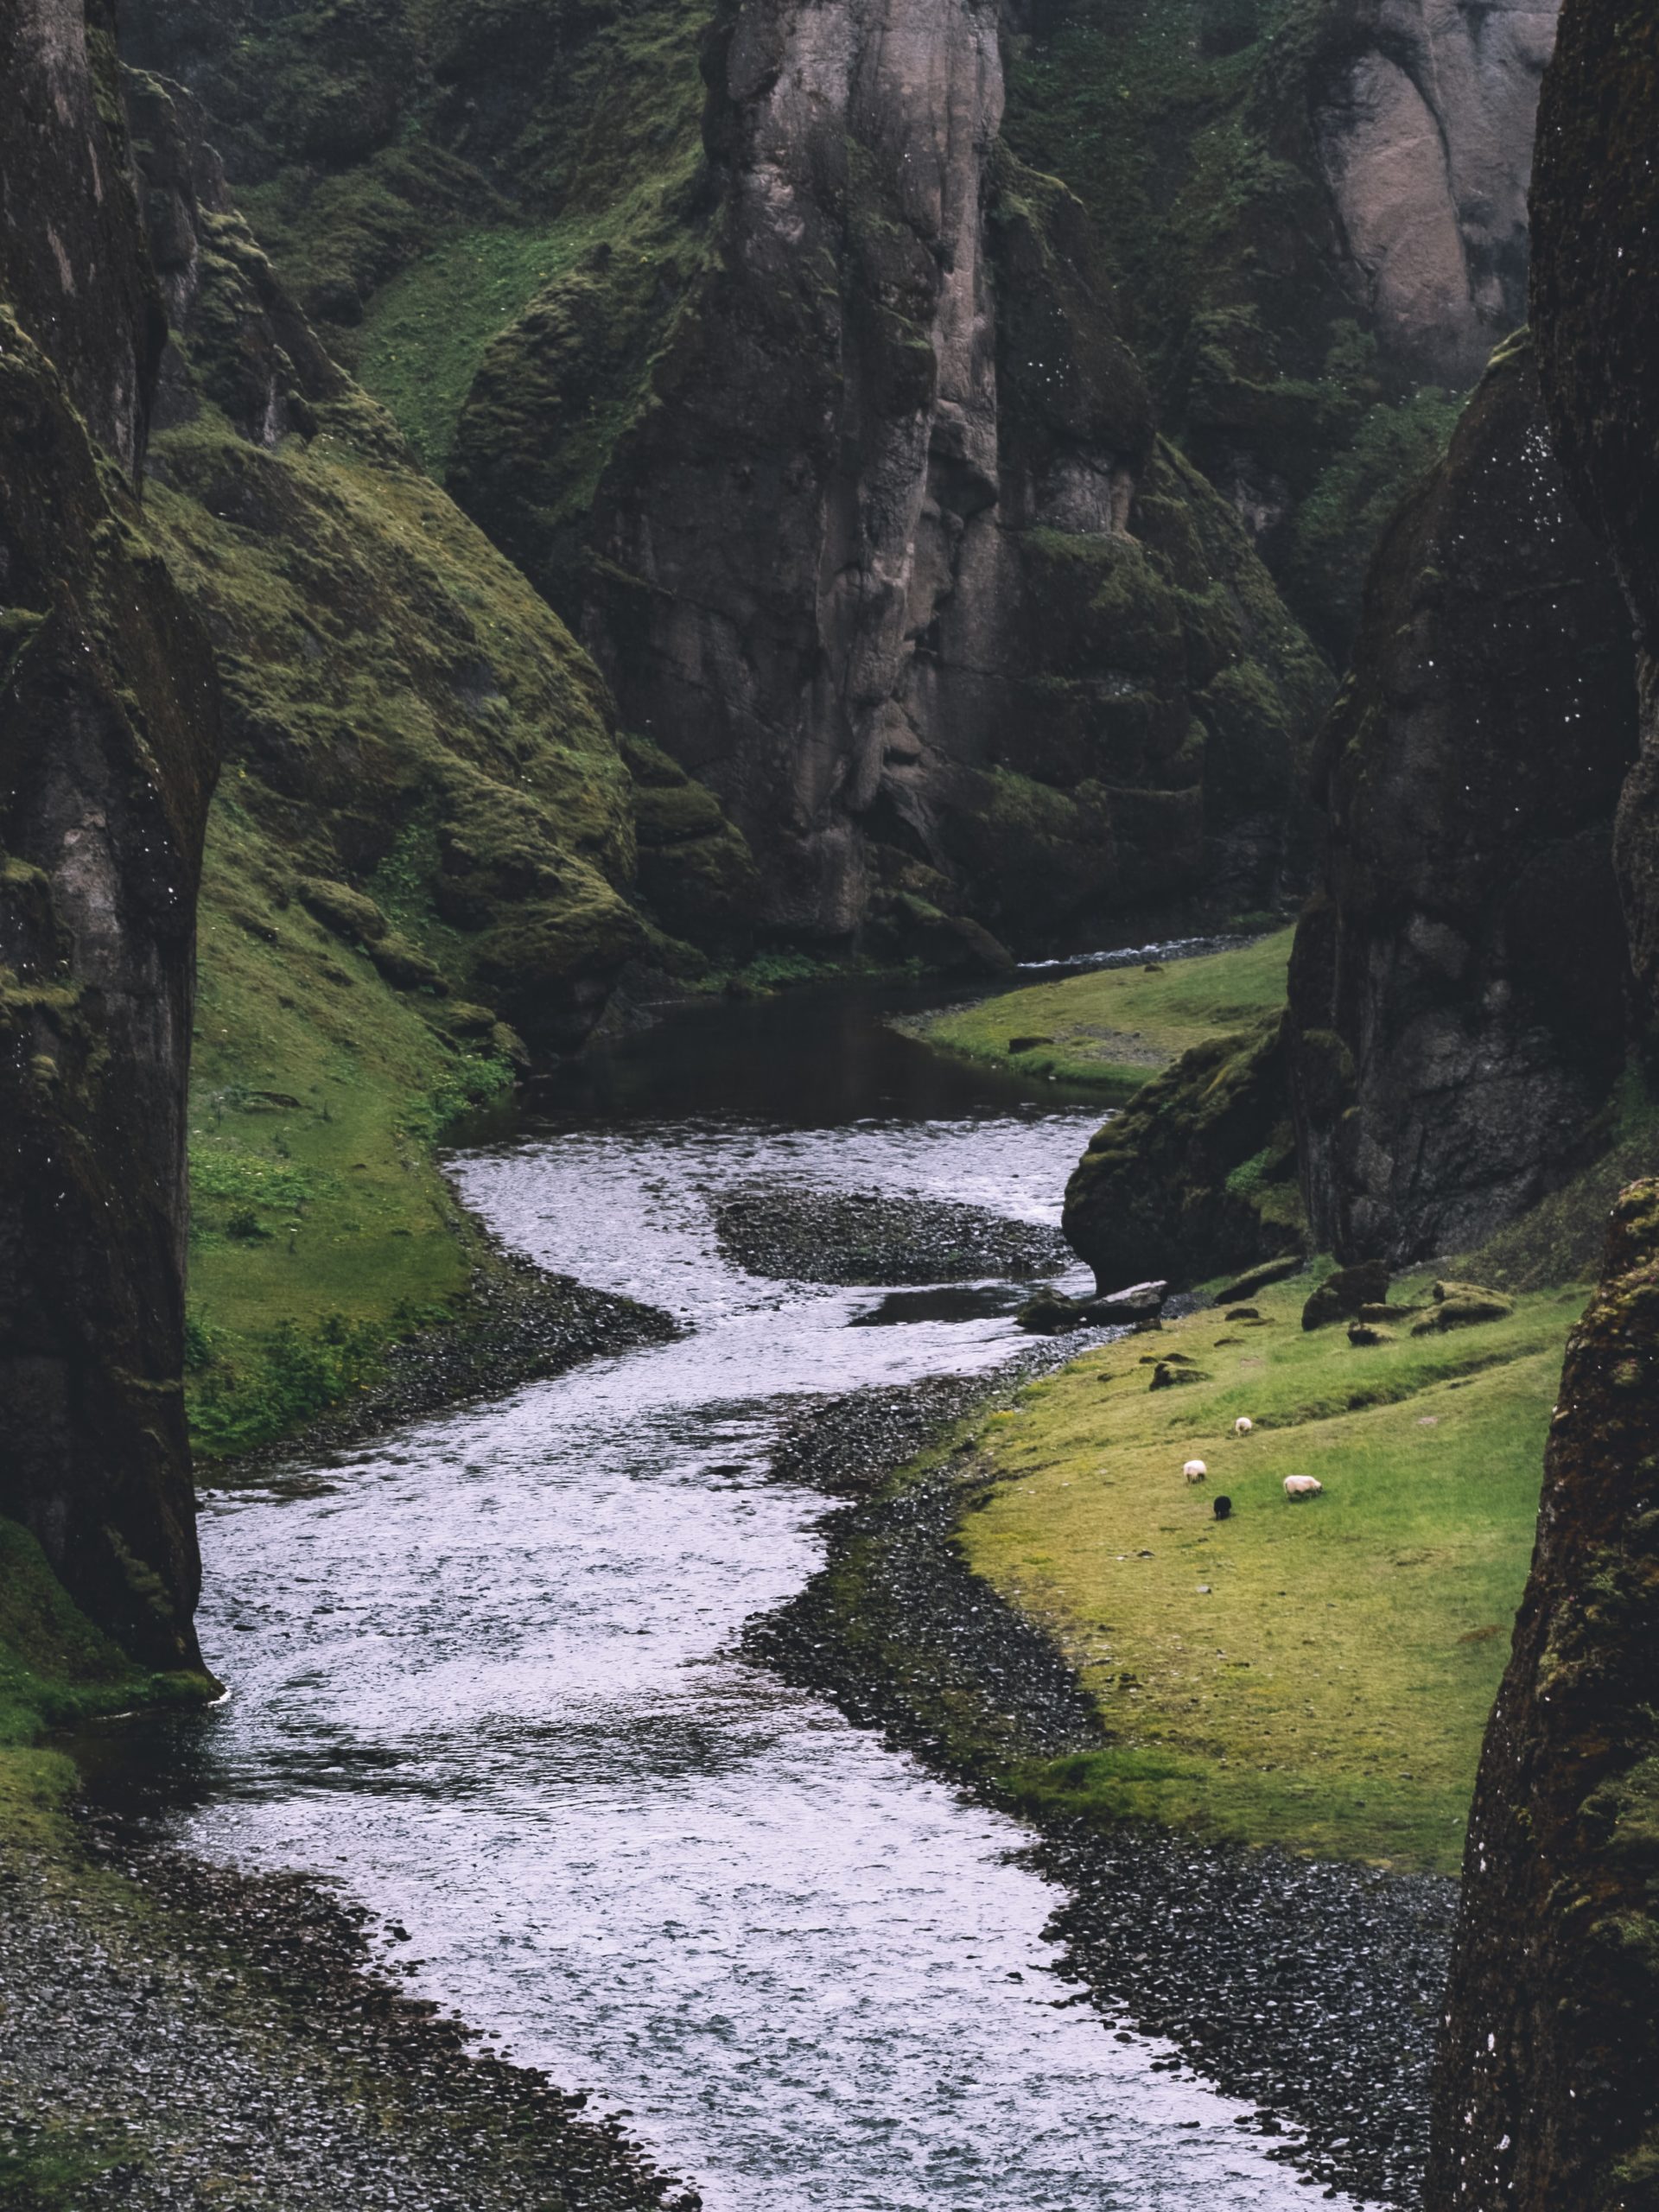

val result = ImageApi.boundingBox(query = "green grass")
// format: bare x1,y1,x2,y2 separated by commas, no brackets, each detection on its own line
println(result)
184,799,511,1459
354,225,572,476
907,927,1294,1094
957,1264,1581,1869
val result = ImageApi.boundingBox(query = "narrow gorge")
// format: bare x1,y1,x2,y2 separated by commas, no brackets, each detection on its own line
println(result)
4,0,1657,2207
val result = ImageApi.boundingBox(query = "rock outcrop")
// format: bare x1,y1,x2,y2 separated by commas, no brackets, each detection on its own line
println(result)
1427,1184,1659,2209
0,2,220,1667
1530,0,1659,1042
124,70,752,1055
1063,1015,1305,1294
1304,0,1559,386
1425,10,1659,2205
455,5,1328,952
1285,333,1637,1266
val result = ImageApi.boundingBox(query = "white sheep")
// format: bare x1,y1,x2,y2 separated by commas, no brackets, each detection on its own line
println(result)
1234,1416,1253,1436
1283,1475,1323,1500
1183,1459,1208,1484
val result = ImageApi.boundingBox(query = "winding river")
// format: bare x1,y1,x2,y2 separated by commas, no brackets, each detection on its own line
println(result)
91,981,1374,2211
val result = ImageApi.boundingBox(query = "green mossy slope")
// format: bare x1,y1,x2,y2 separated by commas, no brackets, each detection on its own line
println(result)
958,1266,1579,1870
908,926,1292,1092
122,76,722,1454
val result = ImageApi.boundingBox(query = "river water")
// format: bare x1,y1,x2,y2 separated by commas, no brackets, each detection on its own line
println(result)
92,983,1370,2211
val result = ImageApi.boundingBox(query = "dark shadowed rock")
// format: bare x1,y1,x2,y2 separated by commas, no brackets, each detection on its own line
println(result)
1286,334,1638,1266
1427,1183,1659,2209
1063,1016,1305,1293
1301,1260,1389,1332
1531,0,1659,1042
0,4,220,1666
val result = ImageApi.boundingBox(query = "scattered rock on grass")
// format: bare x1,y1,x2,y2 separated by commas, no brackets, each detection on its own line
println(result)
1301,1262,1391,1331
1409,1281,1514,1333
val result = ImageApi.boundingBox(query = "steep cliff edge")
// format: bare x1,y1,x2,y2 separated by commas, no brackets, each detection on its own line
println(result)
1529,0,1659,1040
998,0,1557,653
1065,334,1636,1297
0,2,219,1666
1423,10,1659,2205
1286,334,1637,1268
448,0,1328,950
1427,1185,1659,2210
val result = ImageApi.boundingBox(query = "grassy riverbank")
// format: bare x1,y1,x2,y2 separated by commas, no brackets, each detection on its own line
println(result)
956,1266,1575,1871
903,927,1294,1094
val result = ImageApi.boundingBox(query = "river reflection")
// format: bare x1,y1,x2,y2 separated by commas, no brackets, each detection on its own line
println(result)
79,982,1371,2210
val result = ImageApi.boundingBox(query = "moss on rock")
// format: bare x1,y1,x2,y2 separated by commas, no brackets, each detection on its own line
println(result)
1063,1014,1305,1294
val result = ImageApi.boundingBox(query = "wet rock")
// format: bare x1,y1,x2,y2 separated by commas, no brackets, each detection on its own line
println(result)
1016,1287,1091,1335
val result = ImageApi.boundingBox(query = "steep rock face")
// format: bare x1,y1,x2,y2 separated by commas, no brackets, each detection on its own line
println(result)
0,0,165,472
1427,1183,1659,2209
452,0,1327,948
1001,0,1556,658
0,7,220,1666
1306,0,1558,386
1423,12,1659,2205
1285,334,1637,1266
1530,0,1659,1037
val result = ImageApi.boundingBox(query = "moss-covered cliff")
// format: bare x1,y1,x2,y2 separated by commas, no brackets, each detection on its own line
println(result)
0,2,220,1668
1427,1185,1659,2211
113,73,730,1453
1423,10,1659,2204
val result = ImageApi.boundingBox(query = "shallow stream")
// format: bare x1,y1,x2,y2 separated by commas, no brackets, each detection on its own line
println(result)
85,982,1373,2211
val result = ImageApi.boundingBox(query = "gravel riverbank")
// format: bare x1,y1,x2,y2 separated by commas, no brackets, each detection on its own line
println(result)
713,1185,1072,1286
212,1238,675,1483
0,1812,696,2212
749,1370,1456,2212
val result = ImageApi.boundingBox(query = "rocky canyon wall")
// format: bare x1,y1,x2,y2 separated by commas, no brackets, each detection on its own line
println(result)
0,0,219,1667
1285,333,1637,1268
1427,8,1659,2204
1306,0,1559,386
454,0,1329,955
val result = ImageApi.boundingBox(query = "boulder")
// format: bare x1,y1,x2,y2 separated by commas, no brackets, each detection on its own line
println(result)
1301,1261,1390,1332
1408,1281,1514,1335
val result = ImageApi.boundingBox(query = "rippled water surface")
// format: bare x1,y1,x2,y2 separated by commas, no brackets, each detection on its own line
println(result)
92,983,1368,2210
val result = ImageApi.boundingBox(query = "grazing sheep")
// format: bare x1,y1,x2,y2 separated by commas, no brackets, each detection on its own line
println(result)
1234,1416,1253,1435
1213,1495,1232,1521
1183,1458,1208,1483
1283,1475,1323,1500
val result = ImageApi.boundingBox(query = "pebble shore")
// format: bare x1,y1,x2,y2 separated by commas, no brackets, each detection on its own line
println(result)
750,1369,1455,2211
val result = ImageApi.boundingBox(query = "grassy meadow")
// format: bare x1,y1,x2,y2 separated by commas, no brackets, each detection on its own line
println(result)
956,1263,1579,1871
908,927,1294,1094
